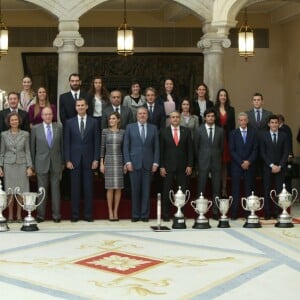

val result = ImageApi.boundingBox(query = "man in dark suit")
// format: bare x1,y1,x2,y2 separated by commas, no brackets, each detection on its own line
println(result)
30,107,64,223
143,87,165,131
229,112,258,219
160,110,193,221
0,92,29,132
64,98,100,222
102,90,133,130
194,108,224,219
59,73,89,126
123,107,160,222
260,115,289,219
246,92,272,132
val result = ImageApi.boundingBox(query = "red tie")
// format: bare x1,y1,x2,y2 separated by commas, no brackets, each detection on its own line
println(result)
173,127,179,146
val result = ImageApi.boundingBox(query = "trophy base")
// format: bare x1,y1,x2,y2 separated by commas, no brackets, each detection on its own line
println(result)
218,220,230,228
243,221,261,228
0,223,9,232
275,221,294,228
21,223,39,231
172,217,186,229
193,219,211,229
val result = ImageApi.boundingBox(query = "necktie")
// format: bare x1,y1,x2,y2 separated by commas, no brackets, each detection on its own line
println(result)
208,127,213,145
149,105,153,119
141,124,146,143
256,110,261,123
242,130,247,143
273,133,277,144
80,117,84,137
74,93,78,101
46,125,52,147
173,127,179,146
115,107,119,113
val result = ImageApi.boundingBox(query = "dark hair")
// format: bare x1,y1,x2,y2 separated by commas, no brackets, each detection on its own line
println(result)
277,114,285,122
108,112,121,129
68,73,80,81
204,107,216,118
215,88,231,110
195,83,210,101
34,86,51,118
88,75,109,102
7,92,20,99
76,98,88,105
6,111,22,128
268,114,279,122
253,92,263,100
179,98,193,114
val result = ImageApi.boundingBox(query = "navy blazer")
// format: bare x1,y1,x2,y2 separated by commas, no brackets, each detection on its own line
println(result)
192,99,214,125
64,115,100,168
260,131,289,168
143,103,166,131
229,127,258,171
246,109,272,131
123,122,159,171
59,91,90,125
102,105,133,130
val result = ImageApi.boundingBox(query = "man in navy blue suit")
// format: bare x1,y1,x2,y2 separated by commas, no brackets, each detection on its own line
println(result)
64,98,100,222
260,115,289,219
123,107,160,222
229,112,258,219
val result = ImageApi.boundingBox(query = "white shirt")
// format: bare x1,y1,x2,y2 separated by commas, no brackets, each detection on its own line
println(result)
43,122,53,136
77,115,87,130
71,90,80,100
171,125,180,140
138,122,147,139
205,124,215,139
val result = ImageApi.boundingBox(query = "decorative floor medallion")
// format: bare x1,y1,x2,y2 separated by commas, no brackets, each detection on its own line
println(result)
75,251,163,275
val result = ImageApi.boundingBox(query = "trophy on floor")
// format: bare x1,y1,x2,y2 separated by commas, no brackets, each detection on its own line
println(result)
270,184,298,228
14,187,45,231
169,186,190,229
191,193,212,229
0,182,13,232
215,196,233,228
241,192,264,228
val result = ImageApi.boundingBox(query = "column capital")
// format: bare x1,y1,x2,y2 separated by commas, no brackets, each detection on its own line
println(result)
197,36,231,53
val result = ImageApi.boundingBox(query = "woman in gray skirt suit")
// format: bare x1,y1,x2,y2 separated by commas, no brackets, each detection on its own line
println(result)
0,112,33,222
100,112,125,221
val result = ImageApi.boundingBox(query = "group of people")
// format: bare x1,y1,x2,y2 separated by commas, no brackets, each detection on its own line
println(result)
0,73,294,223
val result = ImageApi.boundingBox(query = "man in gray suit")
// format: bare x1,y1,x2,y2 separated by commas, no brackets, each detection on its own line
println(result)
102,89,133,130
194,108,224,219
30,107,64,223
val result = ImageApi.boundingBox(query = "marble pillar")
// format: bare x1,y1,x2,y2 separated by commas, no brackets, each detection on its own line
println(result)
197,35,231,102
53,20,84,103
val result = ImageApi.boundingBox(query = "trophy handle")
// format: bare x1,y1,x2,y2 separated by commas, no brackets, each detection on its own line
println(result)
6,187,14,207
215,197,220,209
169,190,175,205
14,187,24,208
36,187,46,207
191,200,196,210
228,196,233,207
259,197,264,210
241,197,247,210
184,190,190,205
269,189,278,206
207,200,213,211
291,188,298,206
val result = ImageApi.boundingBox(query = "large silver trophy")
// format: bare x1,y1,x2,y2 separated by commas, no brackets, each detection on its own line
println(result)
0,182,13,232
169,186,190,229
241,192,264,228
215,196,233,228
270,184,298,228
14,187,45,231
191,193,212,229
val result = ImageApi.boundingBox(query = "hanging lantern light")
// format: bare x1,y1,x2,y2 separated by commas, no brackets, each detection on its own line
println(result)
0,0,8,59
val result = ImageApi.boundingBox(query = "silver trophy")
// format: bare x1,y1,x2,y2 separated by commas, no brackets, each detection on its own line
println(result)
215,196,233,228
270,184,298,228
169,186,190,229
241,192,264,228
191,193,212,229
0,182,13,232
14,187,46,231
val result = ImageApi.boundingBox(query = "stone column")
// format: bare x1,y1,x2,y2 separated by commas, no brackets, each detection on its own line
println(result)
53,20,84,100
197,31,231,102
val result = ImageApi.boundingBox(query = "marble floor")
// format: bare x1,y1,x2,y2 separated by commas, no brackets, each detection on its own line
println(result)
1,204,300,300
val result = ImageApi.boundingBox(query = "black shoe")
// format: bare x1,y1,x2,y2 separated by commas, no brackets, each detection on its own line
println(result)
264,215,271,220
71,218,79,222
83,218,94,222
53,218,61,223
36,217,44,223
131,218,140,222
141,218,149,222
163,218,170,222
231,216,238,221
212,214,219,220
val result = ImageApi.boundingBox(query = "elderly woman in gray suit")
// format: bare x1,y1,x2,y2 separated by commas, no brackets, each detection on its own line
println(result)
0,112,33,222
